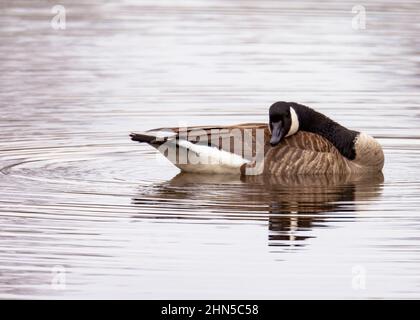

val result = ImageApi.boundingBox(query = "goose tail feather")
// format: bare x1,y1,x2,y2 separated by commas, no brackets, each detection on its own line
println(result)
130,130,176,145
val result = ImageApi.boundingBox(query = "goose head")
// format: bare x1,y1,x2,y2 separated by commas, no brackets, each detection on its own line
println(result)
269,101,300,146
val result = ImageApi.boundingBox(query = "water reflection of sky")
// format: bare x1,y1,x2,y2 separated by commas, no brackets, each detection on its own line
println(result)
0,0,420,299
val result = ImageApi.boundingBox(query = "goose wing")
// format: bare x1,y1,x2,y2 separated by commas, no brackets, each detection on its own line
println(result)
131,123,270,160
263,131,347,175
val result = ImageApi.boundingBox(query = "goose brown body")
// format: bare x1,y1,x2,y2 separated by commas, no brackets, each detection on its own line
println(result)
262,129,384,175
130,122,384,176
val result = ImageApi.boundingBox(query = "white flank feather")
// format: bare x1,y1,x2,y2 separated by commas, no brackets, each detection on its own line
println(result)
176,140,249,174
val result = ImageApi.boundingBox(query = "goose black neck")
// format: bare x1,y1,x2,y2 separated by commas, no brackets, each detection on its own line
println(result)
290,103,359,160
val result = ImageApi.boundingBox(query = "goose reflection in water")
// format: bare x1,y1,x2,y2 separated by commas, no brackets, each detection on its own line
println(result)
132,172,384,249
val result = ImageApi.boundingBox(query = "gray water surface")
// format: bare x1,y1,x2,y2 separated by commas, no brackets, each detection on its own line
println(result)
1,0,420,299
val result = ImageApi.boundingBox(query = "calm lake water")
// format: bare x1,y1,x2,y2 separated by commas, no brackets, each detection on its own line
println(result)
1,0,420,299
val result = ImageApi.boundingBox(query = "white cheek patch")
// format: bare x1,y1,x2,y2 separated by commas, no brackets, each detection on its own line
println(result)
286,107,299,137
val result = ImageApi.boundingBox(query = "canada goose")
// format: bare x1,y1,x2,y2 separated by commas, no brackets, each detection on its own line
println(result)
130,101,384,175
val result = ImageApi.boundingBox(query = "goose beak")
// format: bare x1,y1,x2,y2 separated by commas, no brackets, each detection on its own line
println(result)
270,121,285,146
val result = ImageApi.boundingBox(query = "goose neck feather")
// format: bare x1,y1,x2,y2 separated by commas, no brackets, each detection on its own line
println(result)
290,103,359,160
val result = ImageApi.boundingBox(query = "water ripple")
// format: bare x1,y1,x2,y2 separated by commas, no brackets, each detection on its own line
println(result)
1,0,420,299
